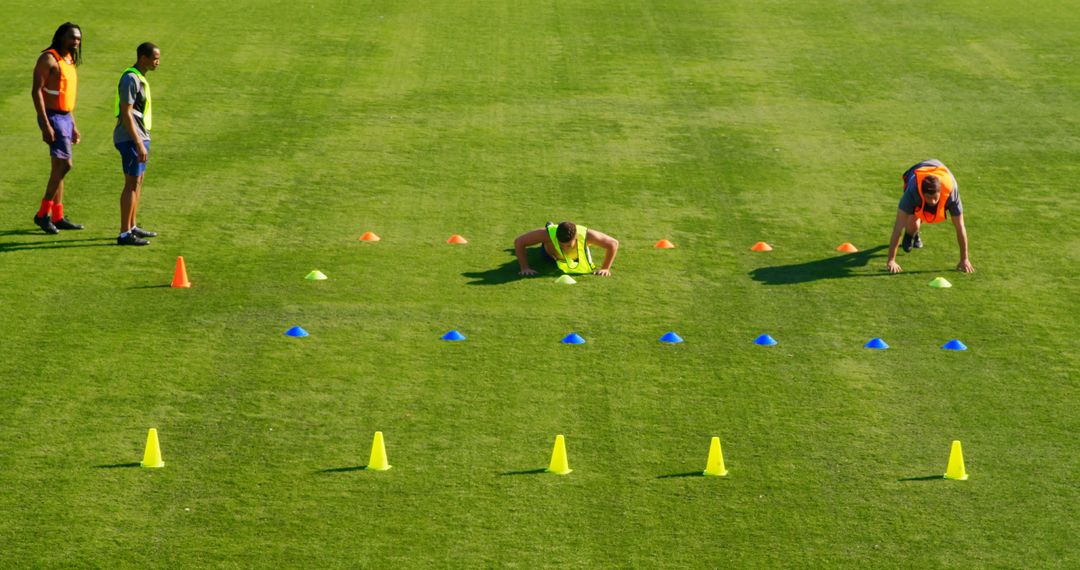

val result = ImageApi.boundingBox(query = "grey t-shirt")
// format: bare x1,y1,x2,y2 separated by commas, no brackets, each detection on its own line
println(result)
897,159,962,217
113,72,150,144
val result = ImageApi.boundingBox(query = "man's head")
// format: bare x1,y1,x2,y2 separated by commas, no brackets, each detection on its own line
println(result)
136,42,161,72
920,175,942,207
556,221,577,248
47,22,82,65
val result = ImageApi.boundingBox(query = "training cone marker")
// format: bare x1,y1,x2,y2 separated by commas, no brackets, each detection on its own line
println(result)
944,440,968,480
703,437,728,477
654,239,675,249
441,330,466,341
942,339,967,351
561,333,586,345
750,241,773,252
836,242,858,253
305,270,328,281
359,231,380,242
171,256,191,288
929,277,953,288
555,275,577,285
447,234,468,244
141,428,164,469
546,434,572,475
753,334,778,346
366,431,391,471
284,326,309,338
864,337,889,349
659,331,684,343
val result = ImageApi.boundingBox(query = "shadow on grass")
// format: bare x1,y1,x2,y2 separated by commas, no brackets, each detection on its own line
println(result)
898,474,945,482
499,468,548,476
462,248,559,285
94,462,141,469
317,465,368,474
656,471,706,479
128,284,172,290
0,237,115,254
0,229,40,237
749,245,893,285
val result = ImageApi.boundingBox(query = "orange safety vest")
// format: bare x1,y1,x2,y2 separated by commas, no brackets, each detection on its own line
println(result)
913,165,955,224
44,49,77,112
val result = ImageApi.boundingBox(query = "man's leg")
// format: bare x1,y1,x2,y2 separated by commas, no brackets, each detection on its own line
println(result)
118,174,149,246
902,217,922,252
34,157,71,234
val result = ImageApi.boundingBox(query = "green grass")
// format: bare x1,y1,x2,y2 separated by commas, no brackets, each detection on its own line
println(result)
1,0,1078,567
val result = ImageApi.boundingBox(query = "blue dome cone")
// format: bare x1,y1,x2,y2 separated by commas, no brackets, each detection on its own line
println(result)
864,337,889,349
561,332,586,345
441,330,466,341
659,331,683,343
942,339,967,350
285,326,309,338
753,334,777,346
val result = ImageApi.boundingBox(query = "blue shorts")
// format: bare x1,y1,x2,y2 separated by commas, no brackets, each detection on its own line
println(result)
115,140,151,177
38,111,73,160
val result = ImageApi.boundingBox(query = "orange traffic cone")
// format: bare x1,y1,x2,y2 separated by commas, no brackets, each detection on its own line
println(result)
836,242,858,253
359,231,380,242
750,241,773,252
447,234,468,244
171,256,191,288
654,239,675,249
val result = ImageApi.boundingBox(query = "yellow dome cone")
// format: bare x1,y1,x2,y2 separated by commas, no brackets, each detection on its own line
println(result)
546,434,572,475
703,436,728,476
141,428,164,468
366,431,391,471
944,440,968,480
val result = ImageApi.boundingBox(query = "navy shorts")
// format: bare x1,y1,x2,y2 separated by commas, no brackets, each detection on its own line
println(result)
38,111,73,160
115,140,151,177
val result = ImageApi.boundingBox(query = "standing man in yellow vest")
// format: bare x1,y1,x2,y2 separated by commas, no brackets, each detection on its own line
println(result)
886,159,974,274
514,221,620,277
31,22,84,234
114,42,160,246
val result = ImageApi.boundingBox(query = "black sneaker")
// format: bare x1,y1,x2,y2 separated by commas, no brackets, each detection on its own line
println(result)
901,232,913,253
34,214,59,234
53,217,84,230
130,226,157,238
117,233,150,246
912,232,923,249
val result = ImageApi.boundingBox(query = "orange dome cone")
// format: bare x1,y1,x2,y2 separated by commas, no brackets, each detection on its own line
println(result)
750,241,773,252
447,234,468,244
654,239,675,249
359,231,380,242
171,256,191,288
836,242,858,253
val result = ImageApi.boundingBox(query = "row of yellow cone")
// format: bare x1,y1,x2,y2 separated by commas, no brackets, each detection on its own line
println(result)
138,430,969,480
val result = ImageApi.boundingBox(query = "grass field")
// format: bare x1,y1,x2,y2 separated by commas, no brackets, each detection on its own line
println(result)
1,1,1078,567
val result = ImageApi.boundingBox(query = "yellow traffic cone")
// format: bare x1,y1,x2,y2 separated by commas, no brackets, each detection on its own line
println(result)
546,434,572,475
141,428,164,468
944,440,968,480
703,436,728,476
366,431,391,471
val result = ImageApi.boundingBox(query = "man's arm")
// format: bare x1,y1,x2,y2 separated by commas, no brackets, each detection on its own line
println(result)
586,229,619,276
513,228,548,276
120,102,147,162
952,214,974,273
31,54,55,144
886,209,907,273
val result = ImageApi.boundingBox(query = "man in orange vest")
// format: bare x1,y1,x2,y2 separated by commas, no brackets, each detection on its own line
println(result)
886,159,974,274
31,22,84,234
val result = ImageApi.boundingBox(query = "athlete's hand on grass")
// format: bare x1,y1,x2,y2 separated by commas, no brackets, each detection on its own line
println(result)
594,269,611,277
886,260,902,274
41,125,55,144
956,259,974,273
518,268,538,277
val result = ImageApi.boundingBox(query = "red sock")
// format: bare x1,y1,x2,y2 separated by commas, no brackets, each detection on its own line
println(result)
36,199,53,218
51,202,64,221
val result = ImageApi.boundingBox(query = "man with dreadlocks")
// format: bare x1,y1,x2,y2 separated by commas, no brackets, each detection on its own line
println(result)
31,22,84,234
